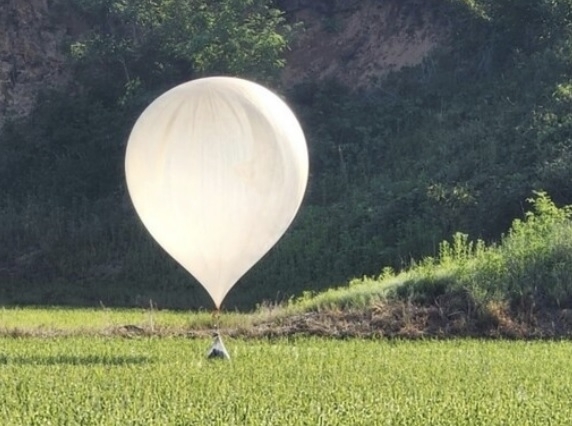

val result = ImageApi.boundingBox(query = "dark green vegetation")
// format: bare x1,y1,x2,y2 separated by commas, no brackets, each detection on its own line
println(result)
291,192,572,339
1,0,572,311
2,336,572,425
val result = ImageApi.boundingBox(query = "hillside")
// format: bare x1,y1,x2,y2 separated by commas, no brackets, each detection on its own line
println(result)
1,0,572,311
0,0,443,124
279,0,446,87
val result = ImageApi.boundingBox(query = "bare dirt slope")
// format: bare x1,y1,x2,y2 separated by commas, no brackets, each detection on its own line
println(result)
0,0,446,124
0,0,71,125
280,0,447,88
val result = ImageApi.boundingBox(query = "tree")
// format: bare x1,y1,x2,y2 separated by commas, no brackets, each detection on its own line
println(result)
480,0,572,54
68,0,294,104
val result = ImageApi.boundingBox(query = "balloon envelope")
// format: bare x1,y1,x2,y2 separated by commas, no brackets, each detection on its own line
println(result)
125,77,308,308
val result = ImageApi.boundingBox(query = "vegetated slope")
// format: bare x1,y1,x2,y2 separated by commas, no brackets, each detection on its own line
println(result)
1,0,572,312
271,193,572,339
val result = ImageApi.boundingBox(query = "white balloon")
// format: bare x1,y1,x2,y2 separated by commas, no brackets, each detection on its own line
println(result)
125,77,308,308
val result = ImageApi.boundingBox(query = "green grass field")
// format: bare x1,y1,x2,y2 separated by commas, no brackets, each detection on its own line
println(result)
1,308,572,425
0,306,254,335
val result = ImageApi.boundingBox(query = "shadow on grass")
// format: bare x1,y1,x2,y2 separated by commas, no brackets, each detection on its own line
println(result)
0,354,153,366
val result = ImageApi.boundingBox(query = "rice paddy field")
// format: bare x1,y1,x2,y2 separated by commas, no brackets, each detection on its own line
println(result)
1,309,572,425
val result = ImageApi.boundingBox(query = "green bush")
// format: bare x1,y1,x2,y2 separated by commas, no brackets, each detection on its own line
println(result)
392,192,572,310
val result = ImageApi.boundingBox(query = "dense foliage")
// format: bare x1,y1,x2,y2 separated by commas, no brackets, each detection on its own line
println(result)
1,0,572,309
397,192,572,310
290,192,572,323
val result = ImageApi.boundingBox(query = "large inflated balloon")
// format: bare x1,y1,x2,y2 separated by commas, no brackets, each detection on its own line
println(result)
125,77,308,308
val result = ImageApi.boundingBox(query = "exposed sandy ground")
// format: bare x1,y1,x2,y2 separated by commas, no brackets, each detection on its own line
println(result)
281,1,446,88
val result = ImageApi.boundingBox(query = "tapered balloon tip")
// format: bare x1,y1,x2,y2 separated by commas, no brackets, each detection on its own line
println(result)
206,334,230,360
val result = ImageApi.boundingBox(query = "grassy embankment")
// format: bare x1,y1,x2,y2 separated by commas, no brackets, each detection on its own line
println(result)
3,192,572,339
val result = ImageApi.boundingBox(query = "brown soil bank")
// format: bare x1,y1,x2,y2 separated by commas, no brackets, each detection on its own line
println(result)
104,304,572,340
15,303,572,340
239,304,572,340
280,0,447,88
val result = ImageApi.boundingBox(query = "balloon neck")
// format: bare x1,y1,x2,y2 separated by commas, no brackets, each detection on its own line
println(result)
212,308,221,331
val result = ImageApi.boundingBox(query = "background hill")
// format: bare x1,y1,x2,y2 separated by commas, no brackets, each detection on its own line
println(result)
0,0,571,310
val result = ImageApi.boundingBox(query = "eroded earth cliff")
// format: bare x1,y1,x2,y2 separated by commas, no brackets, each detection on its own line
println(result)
0,0,445,124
